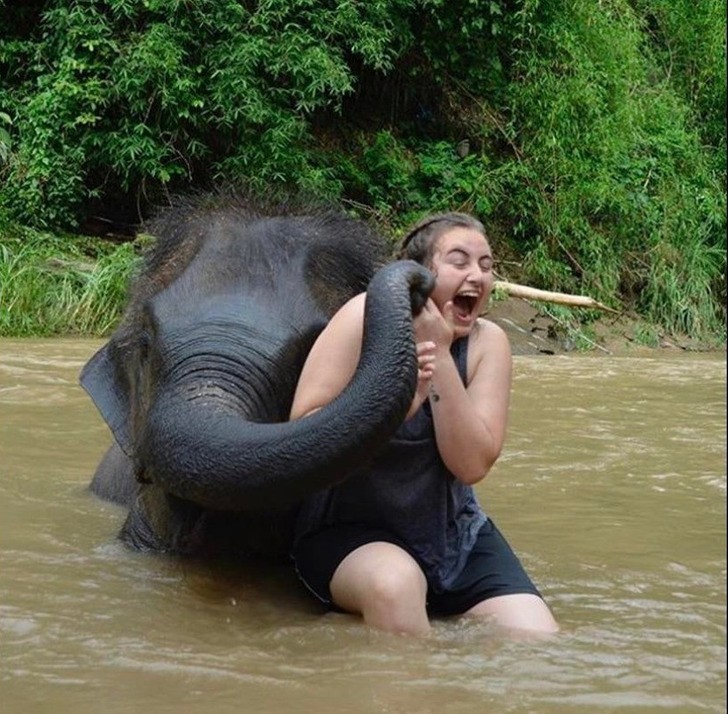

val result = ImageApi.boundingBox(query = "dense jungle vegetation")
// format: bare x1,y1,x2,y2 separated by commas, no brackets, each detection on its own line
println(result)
0,0,725,343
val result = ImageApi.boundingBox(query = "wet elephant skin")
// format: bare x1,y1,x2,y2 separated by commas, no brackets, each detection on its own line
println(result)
80,196,434,558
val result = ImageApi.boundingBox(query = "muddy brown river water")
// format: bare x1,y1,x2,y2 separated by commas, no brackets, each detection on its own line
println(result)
0,339,725,713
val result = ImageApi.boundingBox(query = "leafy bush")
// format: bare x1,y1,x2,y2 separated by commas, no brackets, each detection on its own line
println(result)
0,0,413,227
1,0,724,340
462,0,725,337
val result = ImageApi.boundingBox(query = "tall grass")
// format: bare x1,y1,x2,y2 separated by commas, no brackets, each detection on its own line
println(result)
644,239,726,339
0,228,138,337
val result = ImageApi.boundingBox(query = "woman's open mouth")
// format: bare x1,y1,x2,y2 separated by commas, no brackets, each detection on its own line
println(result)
452,293,479,323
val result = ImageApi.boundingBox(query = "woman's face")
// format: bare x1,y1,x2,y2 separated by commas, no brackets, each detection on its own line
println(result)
428,227,494,338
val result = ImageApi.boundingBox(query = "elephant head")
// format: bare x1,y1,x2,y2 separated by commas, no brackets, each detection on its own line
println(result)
80,196,433,555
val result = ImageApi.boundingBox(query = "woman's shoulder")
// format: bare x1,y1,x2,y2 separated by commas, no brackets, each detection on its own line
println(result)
466,318,511,378
326,292,366,328
470,317,511,350
336,291,367,316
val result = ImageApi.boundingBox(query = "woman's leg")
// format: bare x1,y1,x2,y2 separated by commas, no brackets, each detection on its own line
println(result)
330,541,430,635
465,594,559,634
435,519,558,635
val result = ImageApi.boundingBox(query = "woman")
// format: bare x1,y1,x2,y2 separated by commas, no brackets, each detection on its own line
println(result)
290,212,558,635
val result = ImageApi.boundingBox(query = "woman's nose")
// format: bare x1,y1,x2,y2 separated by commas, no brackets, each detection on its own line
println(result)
466,264,482,282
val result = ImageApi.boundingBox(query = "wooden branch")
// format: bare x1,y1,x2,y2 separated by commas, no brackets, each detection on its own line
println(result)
493,280,620,314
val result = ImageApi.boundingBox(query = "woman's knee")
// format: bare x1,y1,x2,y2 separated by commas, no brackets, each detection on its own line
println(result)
360,559,429,634
466,593,559,635
330,542,429,631
366,558,428,607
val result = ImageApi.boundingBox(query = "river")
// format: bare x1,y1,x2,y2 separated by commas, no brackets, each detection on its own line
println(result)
1,339,725,713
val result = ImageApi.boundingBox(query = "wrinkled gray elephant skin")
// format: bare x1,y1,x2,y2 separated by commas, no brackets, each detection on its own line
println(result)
80,199,434,559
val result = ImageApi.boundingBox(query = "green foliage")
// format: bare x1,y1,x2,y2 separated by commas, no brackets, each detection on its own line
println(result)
0,0,413,227
0,111,12,164
630,0,726,170
0,222,138,336
0,0,725,341
415,0,512,90
631,322,661,348
331,132,510,233
535,304,603,352
484,0,726,338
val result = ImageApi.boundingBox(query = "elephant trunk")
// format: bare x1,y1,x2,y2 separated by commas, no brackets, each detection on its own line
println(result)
137,261,434,511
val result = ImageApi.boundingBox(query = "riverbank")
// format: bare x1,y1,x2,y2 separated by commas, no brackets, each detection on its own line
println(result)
485,298,727,357
1,227,724,354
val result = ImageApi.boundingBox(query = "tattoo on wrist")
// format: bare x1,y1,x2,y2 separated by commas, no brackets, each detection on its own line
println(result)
429,385,440,402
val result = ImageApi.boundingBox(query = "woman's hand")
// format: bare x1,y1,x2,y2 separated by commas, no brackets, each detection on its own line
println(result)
406,340,437,419
405,299,454,419
414,299,454,352
416,339,436,387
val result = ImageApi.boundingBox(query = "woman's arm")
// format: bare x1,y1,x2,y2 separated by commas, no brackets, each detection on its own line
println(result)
290,294,437,422
428,318,512,485
289,294,366,420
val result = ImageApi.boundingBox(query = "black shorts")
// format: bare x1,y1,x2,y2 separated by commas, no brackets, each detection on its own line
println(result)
292,518,542,617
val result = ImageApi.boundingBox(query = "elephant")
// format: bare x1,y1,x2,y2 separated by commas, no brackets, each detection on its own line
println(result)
80,194,434,560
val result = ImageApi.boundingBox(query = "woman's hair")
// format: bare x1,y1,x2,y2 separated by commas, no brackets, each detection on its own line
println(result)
397,212,487,266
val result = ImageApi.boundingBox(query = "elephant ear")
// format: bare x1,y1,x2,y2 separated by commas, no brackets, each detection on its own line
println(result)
80,342,133,456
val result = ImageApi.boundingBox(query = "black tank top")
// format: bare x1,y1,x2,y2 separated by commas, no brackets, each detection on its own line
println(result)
294,337,486,592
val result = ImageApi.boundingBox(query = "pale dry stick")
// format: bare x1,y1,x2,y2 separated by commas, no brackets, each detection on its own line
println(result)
490,280,618,354
493,280,620,315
